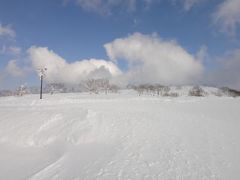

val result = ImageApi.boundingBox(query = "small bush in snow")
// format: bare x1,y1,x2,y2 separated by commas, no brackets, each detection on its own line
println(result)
188,86,205,97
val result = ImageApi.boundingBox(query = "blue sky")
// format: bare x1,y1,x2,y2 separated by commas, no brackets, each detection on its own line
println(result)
0,0,240,89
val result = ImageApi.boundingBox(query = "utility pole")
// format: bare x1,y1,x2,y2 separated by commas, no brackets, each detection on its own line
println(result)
40,75,43,99
38,68,47,99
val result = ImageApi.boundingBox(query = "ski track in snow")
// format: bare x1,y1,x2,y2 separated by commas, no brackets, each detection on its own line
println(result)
0,91,240,179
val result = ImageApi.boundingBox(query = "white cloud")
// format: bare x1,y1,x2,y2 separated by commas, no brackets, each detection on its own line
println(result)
28,46,121,84
73,0,135,14
0,24,16,38
181,0,203,10
212,0,240,35
0,46,21,55
8,46,21,55
104,33,203,85
70,0,160,14
171,0,204,10
196,45,208,62
5,60,25,77
67,0,210,14
208,49,240,89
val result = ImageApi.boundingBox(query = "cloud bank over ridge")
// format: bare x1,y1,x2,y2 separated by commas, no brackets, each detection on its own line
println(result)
28,46,121,84
28,33,203,86
105,33,203,85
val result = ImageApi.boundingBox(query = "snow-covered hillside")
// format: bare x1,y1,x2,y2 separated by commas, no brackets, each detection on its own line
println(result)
0,91,240,180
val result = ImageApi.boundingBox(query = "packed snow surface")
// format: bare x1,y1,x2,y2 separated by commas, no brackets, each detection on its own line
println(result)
0,90,240,180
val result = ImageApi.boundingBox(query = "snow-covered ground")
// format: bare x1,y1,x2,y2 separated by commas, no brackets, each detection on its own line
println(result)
0,90,240,180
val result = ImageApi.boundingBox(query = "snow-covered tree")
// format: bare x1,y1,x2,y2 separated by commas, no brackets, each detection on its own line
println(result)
16,84,27,96
188,86,205,97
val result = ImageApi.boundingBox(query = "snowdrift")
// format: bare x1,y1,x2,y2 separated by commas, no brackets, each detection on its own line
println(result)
0,91,240,179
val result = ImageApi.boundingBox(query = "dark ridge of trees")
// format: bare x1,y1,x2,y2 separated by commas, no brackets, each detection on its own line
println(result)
220,87,240,97
1,82,240,98
132,84,178,97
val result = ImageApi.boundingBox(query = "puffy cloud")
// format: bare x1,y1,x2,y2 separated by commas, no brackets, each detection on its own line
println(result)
69,0,160,15
207,49,240,89
104,33,203,85
5,60,25,77
28,46,121,84
0,24,15,38
212,0,240,35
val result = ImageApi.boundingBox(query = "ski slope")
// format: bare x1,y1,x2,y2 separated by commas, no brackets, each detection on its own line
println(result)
0,90,240,180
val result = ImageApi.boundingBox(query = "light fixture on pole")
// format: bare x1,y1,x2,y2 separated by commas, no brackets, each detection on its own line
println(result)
38,68,47,99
